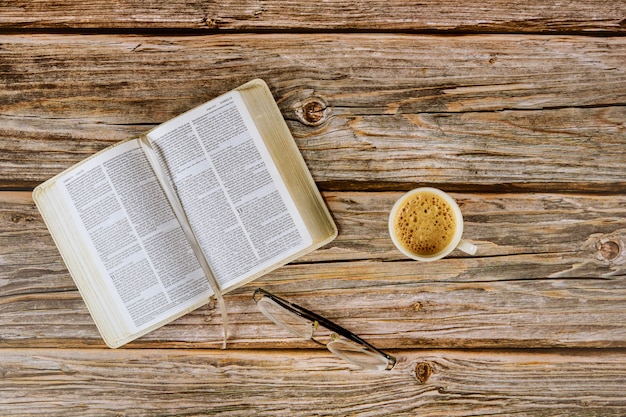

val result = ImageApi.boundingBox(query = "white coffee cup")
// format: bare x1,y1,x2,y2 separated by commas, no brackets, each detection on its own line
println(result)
388,187,477,262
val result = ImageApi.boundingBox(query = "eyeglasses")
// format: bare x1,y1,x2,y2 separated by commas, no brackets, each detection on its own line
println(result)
253,288,396,371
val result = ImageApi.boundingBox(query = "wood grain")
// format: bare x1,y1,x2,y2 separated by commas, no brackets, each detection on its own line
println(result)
1,348,625,416
2,1,626,414
0,34,624,190
2,191,624,348
0,0,624,33
3,262,625,349
6,190,625,265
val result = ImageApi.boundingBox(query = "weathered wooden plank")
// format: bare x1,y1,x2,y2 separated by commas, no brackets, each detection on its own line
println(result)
2,191,624,348
4,190,624,269
0,34,624,190
0,0,624,33
324,191,626,262
2,262,625,349
309,107,626,192
1,348,625,416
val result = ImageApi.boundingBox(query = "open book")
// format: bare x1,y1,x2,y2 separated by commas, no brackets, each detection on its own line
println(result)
33,79,337,348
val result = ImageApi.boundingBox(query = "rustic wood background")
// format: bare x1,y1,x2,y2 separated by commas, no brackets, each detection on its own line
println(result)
1,1,625,415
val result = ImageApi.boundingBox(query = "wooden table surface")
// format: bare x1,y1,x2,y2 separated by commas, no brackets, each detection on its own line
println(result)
1,1,625,415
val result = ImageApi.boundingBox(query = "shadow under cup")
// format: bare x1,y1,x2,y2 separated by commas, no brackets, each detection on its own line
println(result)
388,187,477,262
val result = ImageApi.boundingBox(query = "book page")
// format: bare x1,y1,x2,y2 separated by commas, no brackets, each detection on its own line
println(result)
146,91,313,290
56,140,213,333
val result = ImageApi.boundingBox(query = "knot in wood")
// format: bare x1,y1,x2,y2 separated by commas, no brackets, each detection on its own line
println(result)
201,16,218,29
11,214,35,224
295,97,329,127
415,361,432,384
598,240,620,261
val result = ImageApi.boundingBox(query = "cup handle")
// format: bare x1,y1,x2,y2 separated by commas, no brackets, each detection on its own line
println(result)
457,239,477,255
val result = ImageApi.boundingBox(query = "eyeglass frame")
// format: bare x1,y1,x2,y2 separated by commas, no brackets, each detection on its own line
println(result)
253,288,396,370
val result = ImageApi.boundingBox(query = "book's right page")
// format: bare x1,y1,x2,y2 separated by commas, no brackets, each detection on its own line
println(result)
145,80,335,292
237,80,337,247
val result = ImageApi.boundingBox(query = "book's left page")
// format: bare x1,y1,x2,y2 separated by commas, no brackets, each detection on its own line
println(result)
33,139,214,348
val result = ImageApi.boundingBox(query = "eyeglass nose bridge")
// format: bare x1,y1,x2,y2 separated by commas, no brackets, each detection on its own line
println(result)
308,321,328,347
309,328,340,348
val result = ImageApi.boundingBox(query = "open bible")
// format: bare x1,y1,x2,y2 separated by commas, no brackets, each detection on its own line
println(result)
33,79,337,348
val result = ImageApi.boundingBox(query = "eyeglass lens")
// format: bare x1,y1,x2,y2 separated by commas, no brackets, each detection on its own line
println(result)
327,339,392,371
256,296,314,339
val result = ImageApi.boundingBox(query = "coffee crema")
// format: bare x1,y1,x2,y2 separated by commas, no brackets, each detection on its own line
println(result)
392,191,457,256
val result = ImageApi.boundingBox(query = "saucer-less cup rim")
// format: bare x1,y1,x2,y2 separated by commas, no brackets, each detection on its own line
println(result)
388,187,477,262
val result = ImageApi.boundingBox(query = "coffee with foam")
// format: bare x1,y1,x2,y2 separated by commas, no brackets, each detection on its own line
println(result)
391,190,457,256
